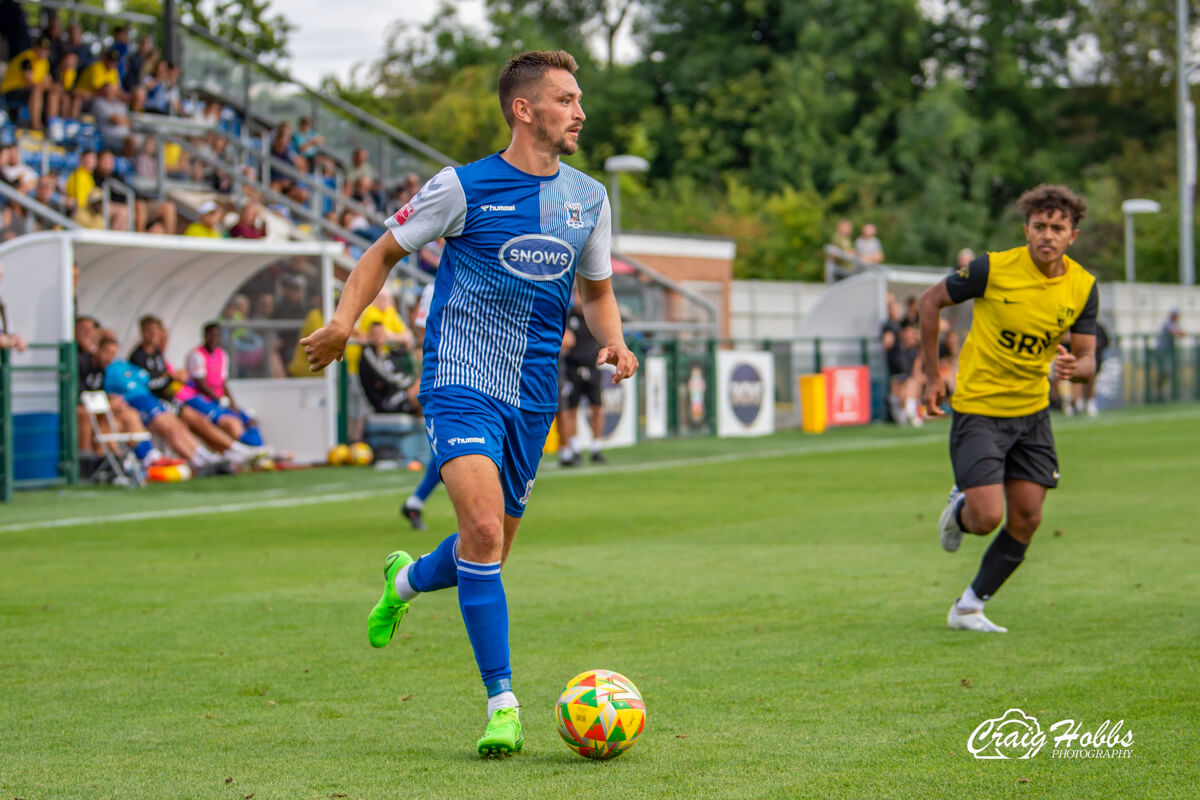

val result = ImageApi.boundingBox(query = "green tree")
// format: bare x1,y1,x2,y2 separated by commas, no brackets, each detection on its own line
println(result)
121,0,294,64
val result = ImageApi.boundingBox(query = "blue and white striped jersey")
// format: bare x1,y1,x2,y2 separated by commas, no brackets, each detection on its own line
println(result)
386,153,612,411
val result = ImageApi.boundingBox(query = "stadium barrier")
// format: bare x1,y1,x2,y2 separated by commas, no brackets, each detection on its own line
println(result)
0,342,79,503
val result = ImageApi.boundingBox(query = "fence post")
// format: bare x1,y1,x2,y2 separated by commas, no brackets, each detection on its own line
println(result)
860,337,869,366
336,360,349,445
1,347,11,503
60,340,79,486
705,337,718,434
813,337,823,372
1143,336,1152,404
665,339,679,435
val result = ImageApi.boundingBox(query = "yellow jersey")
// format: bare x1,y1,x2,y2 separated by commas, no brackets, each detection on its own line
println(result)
948,246,1098,417
76,61,119,92
66,167,95,210
184,222,220,238
1,49,49,93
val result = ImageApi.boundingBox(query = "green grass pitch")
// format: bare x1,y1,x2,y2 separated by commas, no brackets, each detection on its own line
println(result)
2,407,1197,799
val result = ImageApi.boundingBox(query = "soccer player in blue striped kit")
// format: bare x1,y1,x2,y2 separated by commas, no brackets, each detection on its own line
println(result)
301,50,638,757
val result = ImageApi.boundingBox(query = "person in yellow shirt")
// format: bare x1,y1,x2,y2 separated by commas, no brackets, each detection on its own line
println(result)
919,184,1098,635
56,52,82,119
73,188,107,230
74,48,122,100
184,201,223,237
1,38,61,132
65,150,97,213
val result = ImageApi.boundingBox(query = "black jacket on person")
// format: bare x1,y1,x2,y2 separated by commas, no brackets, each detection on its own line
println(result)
359,344,415,414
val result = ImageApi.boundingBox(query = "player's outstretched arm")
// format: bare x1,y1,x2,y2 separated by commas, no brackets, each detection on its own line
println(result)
302,232,409,372
918,279,956,416
577,276,638,383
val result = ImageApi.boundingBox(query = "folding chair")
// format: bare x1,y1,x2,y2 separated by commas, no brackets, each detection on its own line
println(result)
79,391,149,488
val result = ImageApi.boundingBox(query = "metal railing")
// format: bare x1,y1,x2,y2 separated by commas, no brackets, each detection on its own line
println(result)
0,182,79,231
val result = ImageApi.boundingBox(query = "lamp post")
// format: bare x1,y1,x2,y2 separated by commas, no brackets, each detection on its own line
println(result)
1178,0,1195,285
604,155,649,252
1122,199,1162,283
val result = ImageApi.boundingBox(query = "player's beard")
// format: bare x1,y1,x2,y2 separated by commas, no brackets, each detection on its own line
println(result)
534,112,578,156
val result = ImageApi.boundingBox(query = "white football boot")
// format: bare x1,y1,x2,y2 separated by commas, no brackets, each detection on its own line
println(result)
938,485,965,552
947,600,1008,633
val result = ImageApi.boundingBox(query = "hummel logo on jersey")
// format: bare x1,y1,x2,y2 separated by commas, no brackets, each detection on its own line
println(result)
447,436,486,446
481,204,516,212
425,419,436,455
564,201,584,228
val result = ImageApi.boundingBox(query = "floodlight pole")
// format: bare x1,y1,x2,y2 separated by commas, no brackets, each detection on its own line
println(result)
604,155,649,252
1179,0,1195,285
1122,199,1162,283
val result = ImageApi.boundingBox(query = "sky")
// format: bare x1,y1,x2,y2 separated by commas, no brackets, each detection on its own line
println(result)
281,0,488,87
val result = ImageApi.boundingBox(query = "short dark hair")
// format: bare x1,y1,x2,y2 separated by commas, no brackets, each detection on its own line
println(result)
139,315,161,330
497,50,579,127
1016,184,1087,229
203,322,219,335
97,334,118,349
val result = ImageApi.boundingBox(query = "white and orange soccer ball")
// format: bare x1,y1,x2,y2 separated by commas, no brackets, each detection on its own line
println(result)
555,669,646,759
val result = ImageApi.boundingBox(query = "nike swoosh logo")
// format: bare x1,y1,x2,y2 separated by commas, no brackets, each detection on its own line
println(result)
1002,298,1020,304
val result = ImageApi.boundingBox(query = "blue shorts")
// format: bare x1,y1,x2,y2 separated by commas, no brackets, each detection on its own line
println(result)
184,396,253,428
421,385,555,518
127,393,169,427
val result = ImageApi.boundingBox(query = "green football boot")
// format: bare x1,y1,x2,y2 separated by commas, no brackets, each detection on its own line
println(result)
477,707,524,758
367,550,414,648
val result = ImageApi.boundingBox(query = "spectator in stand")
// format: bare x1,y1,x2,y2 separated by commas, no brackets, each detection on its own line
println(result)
75,47,122,104
0,142,38,193
346,147,374,184
184,200,223,237
141,59,179,115
292,116,324,159
91,150,141,231
72,188,107,230
109,27,130,83
66,149,96,211
881,294,922,425
230,203,265,239
32,172,68,217
54,51,81,119
0,204,27,240
42,15,65,70
904,295,919,326
123,33,156,93
134,134,157,179
855,223,885,265
826,218,856,276
90,81,132,151
1,37,60,132
0,261,28,353
349,174,378,214
65,23,90,70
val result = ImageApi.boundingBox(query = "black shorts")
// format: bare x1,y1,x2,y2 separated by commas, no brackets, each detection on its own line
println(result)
949,408,1059,489
5,88,32,105
560,362,604,409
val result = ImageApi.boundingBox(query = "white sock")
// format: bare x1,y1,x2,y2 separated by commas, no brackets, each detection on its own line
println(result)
904,397,918,420
487,690,518,717
394,562,420,601
559,444,574,461
569,435,583,451
957,585,985,612
192,444,221,467
141,447,164,467
591,440,602,455
404,494,424,511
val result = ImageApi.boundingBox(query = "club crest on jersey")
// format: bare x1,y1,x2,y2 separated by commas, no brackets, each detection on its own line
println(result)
564,201,584,229
1056,304,1075,328
498,234,576,281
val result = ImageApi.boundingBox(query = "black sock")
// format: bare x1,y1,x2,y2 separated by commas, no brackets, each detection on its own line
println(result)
970,528,1028,600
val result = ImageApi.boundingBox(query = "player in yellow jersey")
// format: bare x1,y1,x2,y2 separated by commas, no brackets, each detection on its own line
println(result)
918,184,1099,633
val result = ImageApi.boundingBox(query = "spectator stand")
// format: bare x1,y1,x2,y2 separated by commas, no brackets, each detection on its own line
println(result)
0,228,344,463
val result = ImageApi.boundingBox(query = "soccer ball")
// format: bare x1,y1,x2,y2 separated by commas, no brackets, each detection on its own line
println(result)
555,669,646,759
327,444,351,466
350,441,374,466
147,462,192,482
